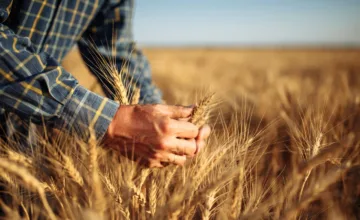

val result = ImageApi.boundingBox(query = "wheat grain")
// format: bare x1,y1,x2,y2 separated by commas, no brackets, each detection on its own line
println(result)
190,93,215,127
62,154,84,186
7,150,32,168
128,181,146,207
149,172,157,216
139,168,150,189
202,190,216,220
131,87,141,105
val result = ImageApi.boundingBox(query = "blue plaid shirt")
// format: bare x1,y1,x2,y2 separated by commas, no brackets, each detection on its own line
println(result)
0,0,162,141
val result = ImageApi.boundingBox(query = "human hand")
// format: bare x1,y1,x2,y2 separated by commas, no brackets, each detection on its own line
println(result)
103,104,209,167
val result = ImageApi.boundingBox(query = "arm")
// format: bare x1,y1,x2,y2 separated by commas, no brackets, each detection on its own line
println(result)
78,0,162,104
0,0,119,140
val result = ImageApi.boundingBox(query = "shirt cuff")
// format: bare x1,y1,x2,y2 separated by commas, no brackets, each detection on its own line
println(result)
59,85,119,140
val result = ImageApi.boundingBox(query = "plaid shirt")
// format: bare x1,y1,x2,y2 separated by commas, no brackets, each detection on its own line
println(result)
0,0,162,141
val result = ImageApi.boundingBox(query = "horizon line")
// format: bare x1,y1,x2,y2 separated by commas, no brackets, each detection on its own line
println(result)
138,42,360,48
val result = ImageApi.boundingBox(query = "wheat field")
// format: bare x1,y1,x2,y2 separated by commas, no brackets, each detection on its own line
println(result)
0,48,359,220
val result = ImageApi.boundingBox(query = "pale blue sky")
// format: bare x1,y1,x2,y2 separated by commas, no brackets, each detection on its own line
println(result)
133,0,360,46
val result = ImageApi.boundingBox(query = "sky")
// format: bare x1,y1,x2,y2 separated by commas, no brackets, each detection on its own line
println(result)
133,0,360,46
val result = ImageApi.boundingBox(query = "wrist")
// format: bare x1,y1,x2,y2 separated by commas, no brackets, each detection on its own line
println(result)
106,105,135,139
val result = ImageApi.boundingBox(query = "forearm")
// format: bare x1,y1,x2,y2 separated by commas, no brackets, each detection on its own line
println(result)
0,23,118,140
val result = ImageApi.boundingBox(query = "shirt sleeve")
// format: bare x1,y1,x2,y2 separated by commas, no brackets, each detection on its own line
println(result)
0,1,119,140
78,0,163,104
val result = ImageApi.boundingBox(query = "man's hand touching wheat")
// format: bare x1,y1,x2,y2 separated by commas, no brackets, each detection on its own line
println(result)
103,104,210,167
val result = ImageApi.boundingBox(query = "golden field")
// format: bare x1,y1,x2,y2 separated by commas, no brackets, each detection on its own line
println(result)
0,48,359,220
64,48,360,106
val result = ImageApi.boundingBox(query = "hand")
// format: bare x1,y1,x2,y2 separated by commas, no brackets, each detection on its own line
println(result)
195,124,211,154
103,104,204,167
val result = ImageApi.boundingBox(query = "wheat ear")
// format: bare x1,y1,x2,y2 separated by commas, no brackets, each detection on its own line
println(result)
190,93,215,127
131,87,141,105
102,175,130,219
7,150,32,168
0,167,16,187
62,154,84,186
113,70,129,105
282,165,350,219
149,172,157,216
128,182,146,207
202,190,216,220
139,168,150,189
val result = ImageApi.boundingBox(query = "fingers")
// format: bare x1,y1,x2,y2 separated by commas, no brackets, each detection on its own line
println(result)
163,153,187,166
178,117,191,122
144,150,187,166
169,138,197,156
170,119,199,138
157,124,209,157
196,124,211,141
158,117,198,138
123,143,188,166
165,105,193,119
195,125,211,154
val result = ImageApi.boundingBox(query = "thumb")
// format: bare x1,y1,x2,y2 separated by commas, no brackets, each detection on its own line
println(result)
166,105,193,119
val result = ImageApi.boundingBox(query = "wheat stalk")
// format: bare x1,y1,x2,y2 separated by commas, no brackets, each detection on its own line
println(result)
0,159,56,220
282,165,350,219
298,133,323,200
0,199,21,219
88,134,106,214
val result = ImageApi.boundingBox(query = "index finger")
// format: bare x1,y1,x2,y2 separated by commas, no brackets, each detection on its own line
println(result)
165,105,193,119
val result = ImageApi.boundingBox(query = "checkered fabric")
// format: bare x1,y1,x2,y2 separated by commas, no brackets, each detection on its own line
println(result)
0,0,162,141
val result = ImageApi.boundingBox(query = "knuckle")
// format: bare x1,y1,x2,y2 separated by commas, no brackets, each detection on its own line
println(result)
153,104,162,110
159,118,171,133
153,152,162,160
133,105,142,113
158,138,170,150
